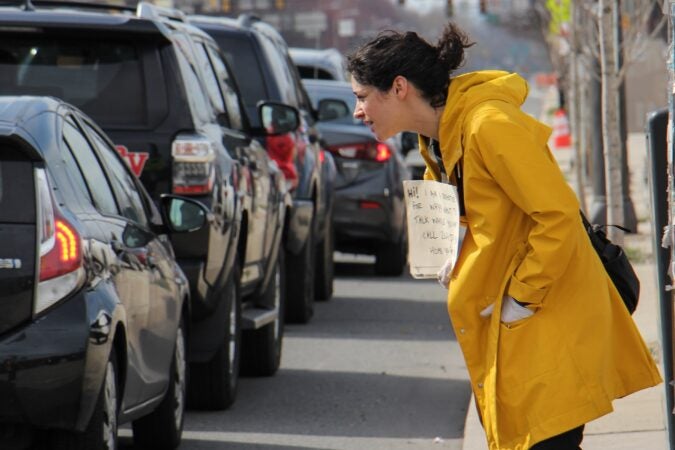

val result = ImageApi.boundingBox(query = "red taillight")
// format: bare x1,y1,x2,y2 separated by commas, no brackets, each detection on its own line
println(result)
319,149,326,164
39,218,82,282
173,183,213,195
172,138,216,195
327,141,392,162
359,201,382,209
35,168,84,315
374,143,392,162
266,133,298,189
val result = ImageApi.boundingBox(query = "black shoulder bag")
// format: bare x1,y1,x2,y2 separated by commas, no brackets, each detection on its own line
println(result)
431,139,639,314
580,213,639,314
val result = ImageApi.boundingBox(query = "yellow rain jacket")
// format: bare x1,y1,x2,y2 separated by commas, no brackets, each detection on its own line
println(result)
419,71,661,449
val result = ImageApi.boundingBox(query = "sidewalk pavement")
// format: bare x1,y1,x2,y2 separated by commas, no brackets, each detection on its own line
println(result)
461,94,670,449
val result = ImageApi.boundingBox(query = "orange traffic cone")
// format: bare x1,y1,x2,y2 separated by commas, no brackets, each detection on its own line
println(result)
552,108,571,149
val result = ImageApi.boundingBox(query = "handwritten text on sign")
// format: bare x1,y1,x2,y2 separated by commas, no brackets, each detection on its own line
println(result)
403,180,460,279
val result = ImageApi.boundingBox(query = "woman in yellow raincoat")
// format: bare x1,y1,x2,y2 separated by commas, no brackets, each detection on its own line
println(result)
346,22,662,450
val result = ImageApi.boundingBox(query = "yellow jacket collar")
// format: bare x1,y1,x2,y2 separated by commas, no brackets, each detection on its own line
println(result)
419,70,529,179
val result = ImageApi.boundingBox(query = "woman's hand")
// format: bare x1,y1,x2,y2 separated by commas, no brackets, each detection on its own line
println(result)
478,296,534,323
500,296,533,323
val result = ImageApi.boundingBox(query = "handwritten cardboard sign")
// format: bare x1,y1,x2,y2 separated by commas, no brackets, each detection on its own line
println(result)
403,180,460,279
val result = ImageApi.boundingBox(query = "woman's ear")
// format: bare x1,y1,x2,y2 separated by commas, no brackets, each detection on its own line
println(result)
392,75,408,98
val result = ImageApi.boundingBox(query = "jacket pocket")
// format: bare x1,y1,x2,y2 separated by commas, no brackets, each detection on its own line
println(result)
497,310,558,390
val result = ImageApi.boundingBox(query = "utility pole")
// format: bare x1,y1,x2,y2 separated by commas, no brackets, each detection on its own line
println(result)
598,0,624,244
569,0,586,213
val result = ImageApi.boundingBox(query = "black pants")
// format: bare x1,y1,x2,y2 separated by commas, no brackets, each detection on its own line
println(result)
530,425,584,450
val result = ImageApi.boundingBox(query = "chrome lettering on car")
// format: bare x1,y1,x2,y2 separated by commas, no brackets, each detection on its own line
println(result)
0,259,21,269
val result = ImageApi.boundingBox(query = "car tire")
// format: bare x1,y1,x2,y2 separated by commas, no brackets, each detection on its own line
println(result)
187,262,241,410
132,317,186,449
375,231,407,276
314,212,334,301
52,349,119,450
241,250,286,376
285,226,315,324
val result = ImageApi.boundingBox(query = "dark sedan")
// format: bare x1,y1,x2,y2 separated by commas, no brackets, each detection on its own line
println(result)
0,96,208,450
303,79,410,276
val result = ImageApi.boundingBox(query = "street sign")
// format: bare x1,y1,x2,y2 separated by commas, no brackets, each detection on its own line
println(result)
294,11,327,33
337,18,355,37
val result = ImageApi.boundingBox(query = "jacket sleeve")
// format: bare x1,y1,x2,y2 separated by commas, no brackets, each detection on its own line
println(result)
468,103,581,306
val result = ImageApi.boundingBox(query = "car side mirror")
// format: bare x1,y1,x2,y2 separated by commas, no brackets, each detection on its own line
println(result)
258,101,300,135
316,98,350,122
159,195,210,233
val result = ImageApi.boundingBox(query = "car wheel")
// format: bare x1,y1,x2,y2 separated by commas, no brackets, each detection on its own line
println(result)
285,226,315,324
375,231,407,276
188,262,241,410
132,317,186,449
241,249,286,376
314,212,334,301
52,349,118,450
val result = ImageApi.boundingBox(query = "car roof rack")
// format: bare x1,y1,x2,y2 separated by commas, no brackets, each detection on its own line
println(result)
136,1,185,22
1,0,134,12
237,13,262,28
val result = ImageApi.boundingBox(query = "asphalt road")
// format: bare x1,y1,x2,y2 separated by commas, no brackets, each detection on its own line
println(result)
121,257,471,449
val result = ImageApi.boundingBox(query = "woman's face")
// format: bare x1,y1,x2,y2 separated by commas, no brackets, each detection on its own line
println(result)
351,79,399,141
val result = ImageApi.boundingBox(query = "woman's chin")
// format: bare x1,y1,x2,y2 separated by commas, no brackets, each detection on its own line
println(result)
372,130,392,142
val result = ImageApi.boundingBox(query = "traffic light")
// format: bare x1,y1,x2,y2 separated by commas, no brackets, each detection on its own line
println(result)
221,0,230,12
274,0,285,10
446,0,453,17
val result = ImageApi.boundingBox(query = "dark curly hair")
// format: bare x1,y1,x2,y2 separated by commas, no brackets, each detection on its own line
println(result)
347,22,474,107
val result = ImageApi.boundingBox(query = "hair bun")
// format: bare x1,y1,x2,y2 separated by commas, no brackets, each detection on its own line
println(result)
436,22,474,72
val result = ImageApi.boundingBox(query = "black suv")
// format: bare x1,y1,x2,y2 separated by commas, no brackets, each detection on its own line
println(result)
0,95,207,450
192,14,336,320
0,1,299,409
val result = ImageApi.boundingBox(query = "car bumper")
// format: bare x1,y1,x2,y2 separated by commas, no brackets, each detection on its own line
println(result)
0,288,110,432
333,166,405,247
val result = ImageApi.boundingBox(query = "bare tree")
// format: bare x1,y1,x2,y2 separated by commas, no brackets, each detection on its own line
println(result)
536,0,666,240
598,0,624,243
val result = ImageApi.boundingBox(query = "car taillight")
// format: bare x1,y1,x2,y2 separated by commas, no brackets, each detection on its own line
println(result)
327,141,392,162
359,200,382,209
266,133,298,190
35,169,83,315
39,219,81,281
172,137,216,195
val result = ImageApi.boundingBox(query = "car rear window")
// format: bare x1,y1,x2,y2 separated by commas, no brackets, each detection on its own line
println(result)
304,84,361,126
0,36,150,128
0,145,35,223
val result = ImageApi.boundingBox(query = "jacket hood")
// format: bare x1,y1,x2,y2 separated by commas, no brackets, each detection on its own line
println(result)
419,70,530,180
444,70,528,126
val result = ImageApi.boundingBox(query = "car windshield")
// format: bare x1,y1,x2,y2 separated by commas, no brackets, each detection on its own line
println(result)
0,36,149,128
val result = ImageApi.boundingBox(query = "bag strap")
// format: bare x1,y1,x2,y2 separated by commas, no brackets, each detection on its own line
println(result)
580,210,632,234
430,139,465,216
